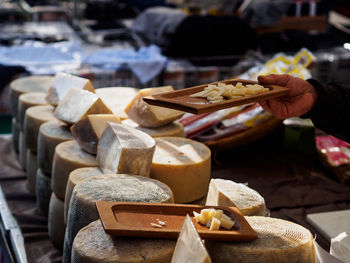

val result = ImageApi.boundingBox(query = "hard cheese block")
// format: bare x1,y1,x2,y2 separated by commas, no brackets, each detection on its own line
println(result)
205,216,315,263
46,72,95,106
71,114,120,154
151,137,211,203
97,123,155,177
36,169,52,217
205,179,266,216
48,193,65,249
26,149,38,194
72,220,176,263
125,86,184,128
171,215,212,263
54,88,113,125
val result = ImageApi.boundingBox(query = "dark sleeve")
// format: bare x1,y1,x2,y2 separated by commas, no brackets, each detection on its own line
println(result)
302,79,350,142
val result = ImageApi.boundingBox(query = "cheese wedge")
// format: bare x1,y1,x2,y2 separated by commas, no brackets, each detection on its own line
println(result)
97,123,155,177
46,72,95,106
48,193,65,249
71,114,120,154
125,86,184,128
26,149,38,193
36,169,51,217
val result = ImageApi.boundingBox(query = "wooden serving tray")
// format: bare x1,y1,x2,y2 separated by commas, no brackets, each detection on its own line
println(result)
96,201,258,241
143,79,289,114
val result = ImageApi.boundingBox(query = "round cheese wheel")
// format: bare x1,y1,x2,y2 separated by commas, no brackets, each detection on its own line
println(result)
19,132,27,171
52,140,98,200
64,167,103,224
72,220,176,263
12,118,20,153
26,149,38,193
36,169,52,217
48,193,65,249
24,105,56,152
151,137,211,203
205,216,315,263
38,120,73,174
10,75,53,118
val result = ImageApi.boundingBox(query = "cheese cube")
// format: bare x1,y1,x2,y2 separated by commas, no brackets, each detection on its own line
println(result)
209,217,221,231
220,216,235,230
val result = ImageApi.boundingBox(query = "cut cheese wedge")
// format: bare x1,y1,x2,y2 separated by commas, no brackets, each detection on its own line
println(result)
36,169,52,217
125,86,184,128
48,193,65,249
19,132,27,171
71,114,120,154
97,123,155,177
54,88,113,125
12,118,20,153
205,216,316,263
205,179,266,216
46,72,95,106
26,149,38,194
72,220,176,263
151,137,211,203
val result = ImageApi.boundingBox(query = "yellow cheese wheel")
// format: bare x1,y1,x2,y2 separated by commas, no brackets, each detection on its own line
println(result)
151,137,211,203
18,132,27,171
48,193,65,249
12,118,20,153
35,169,51,217
26,149,38,193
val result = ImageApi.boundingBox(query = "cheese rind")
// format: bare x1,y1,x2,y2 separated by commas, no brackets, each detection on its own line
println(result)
36,169,52,217
12,118,20,153
125,86,184,128
151,137,211,203
48,193,65,249
26,149,38,193
19,132,27,171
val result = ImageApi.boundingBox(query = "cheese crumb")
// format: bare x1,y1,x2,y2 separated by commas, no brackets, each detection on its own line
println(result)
150,222,163,228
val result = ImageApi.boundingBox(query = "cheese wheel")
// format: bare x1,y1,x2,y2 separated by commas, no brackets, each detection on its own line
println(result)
122,119,185,138
19,132,27,171
48,193,65,249
12,118,20,153
17,92,48,130
24,105,56,152
38,121,73,174
151,137,211,203
96,87,138,120
52,140,98,200
205,216,316,263
35,169,52,217
26,149,38,193
9,75,54,118
205,179,266,216
72,220,176,263
64,174,174,261
64,167,103,224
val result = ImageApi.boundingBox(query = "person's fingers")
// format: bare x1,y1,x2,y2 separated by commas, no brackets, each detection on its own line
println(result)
258,100,270,111
258,74,291,87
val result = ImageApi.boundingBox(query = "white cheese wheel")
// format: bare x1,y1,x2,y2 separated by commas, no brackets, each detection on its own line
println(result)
151,137,211,203
205,179,266,216
205,216,316,263
35,169,51,217
48,193,65,249
52,140,98,200
64,167,103,224
9,75,54,118
38,120,73,174
72,220,176,263
96,87,138,120
19,132,27,171
12,118,20,153
24,105,56,152
26,149,38,193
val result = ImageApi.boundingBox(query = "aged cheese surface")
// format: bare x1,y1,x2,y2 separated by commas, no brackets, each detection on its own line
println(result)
151,137,211,203
71,114,120,154
19,132,27,171
125,86,184,128
48,193,65,249
171,215,212,263
51,140,98,200
205,179,266,216
205,216,316,263
72,220,176,263
12,118,20,153
26,149,38,194
36,169,52,217
46,72,95,106
97,123,155,177
54,88,113,124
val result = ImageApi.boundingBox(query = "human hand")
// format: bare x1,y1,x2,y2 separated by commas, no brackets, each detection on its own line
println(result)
258,74,318,119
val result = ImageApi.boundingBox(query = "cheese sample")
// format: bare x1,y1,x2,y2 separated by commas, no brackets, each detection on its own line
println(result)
26,149,38,193
48,193,65,249
52,140,98,200
38,120,73,174
72,220,176,263
64,167,103,224
71,114,120,154
205,179,266,216
54,88,113,125
9,75,54,118
205,216,316,263
122,119,185,138
96,87,138,120
19,132,27,171
151,137,211,203
97,123,155,177
24,105,56,152
17,92,48,130
46,72,95,106
64,174,174,260
12,118,20,153
172,215,212,263
36,169,52,217
125,86,184,128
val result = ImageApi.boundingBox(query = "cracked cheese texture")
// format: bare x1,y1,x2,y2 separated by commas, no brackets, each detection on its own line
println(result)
48,193,65,249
